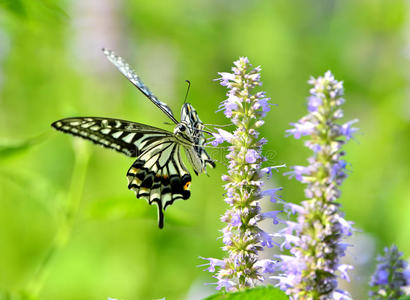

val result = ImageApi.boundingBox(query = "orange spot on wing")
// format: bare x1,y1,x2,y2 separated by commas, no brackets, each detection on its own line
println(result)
184,181,191,190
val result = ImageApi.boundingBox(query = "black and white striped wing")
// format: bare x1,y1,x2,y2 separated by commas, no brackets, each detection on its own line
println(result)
51,117,172,157
102,48,179,125
127,141,191,229
52,117,191,228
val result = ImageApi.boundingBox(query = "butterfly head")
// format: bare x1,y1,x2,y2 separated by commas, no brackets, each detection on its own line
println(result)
174,122,192,137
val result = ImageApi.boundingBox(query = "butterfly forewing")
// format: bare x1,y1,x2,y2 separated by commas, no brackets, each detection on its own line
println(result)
102,48,178,124
51,117,173,157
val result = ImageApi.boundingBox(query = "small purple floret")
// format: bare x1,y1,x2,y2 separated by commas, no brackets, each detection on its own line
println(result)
245,149,260,163
261,188,283,203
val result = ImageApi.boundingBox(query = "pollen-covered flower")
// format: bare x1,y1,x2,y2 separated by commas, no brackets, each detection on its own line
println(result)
369,245,410,299
202,57,281,291
275,71,357,299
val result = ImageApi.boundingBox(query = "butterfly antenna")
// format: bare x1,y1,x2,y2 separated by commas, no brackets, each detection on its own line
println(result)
184,80,191,104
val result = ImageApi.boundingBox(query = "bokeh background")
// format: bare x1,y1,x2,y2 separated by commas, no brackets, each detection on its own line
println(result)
0,0,409,299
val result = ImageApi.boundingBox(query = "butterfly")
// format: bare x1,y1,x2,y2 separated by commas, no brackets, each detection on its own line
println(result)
51,48,215,228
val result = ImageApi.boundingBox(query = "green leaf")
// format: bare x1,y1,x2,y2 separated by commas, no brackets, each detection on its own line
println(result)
204,286,288,300
399,296,410,300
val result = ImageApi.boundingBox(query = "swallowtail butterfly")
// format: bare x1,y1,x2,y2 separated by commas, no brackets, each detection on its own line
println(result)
52,48,215,228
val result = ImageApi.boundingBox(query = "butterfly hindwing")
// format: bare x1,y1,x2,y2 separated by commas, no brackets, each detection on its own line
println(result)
127,142,191,228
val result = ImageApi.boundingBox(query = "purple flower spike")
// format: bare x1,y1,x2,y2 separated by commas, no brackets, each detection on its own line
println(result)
369,245,410,299
202,57,282,291
275,71,357,299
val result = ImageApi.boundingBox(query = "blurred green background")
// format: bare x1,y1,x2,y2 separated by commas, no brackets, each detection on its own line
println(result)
0,0,409,299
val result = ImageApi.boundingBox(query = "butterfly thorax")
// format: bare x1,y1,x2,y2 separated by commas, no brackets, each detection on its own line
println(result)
173,121,203,174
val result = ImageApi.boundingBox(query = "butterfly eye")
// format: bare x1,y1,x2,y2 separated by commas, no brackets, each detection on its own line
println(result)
179,124,186,131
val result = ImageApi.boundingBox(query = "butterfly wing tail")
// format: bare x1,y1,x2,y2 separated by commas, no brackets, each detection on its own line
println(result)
157,208,164,229
127,154,191,229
